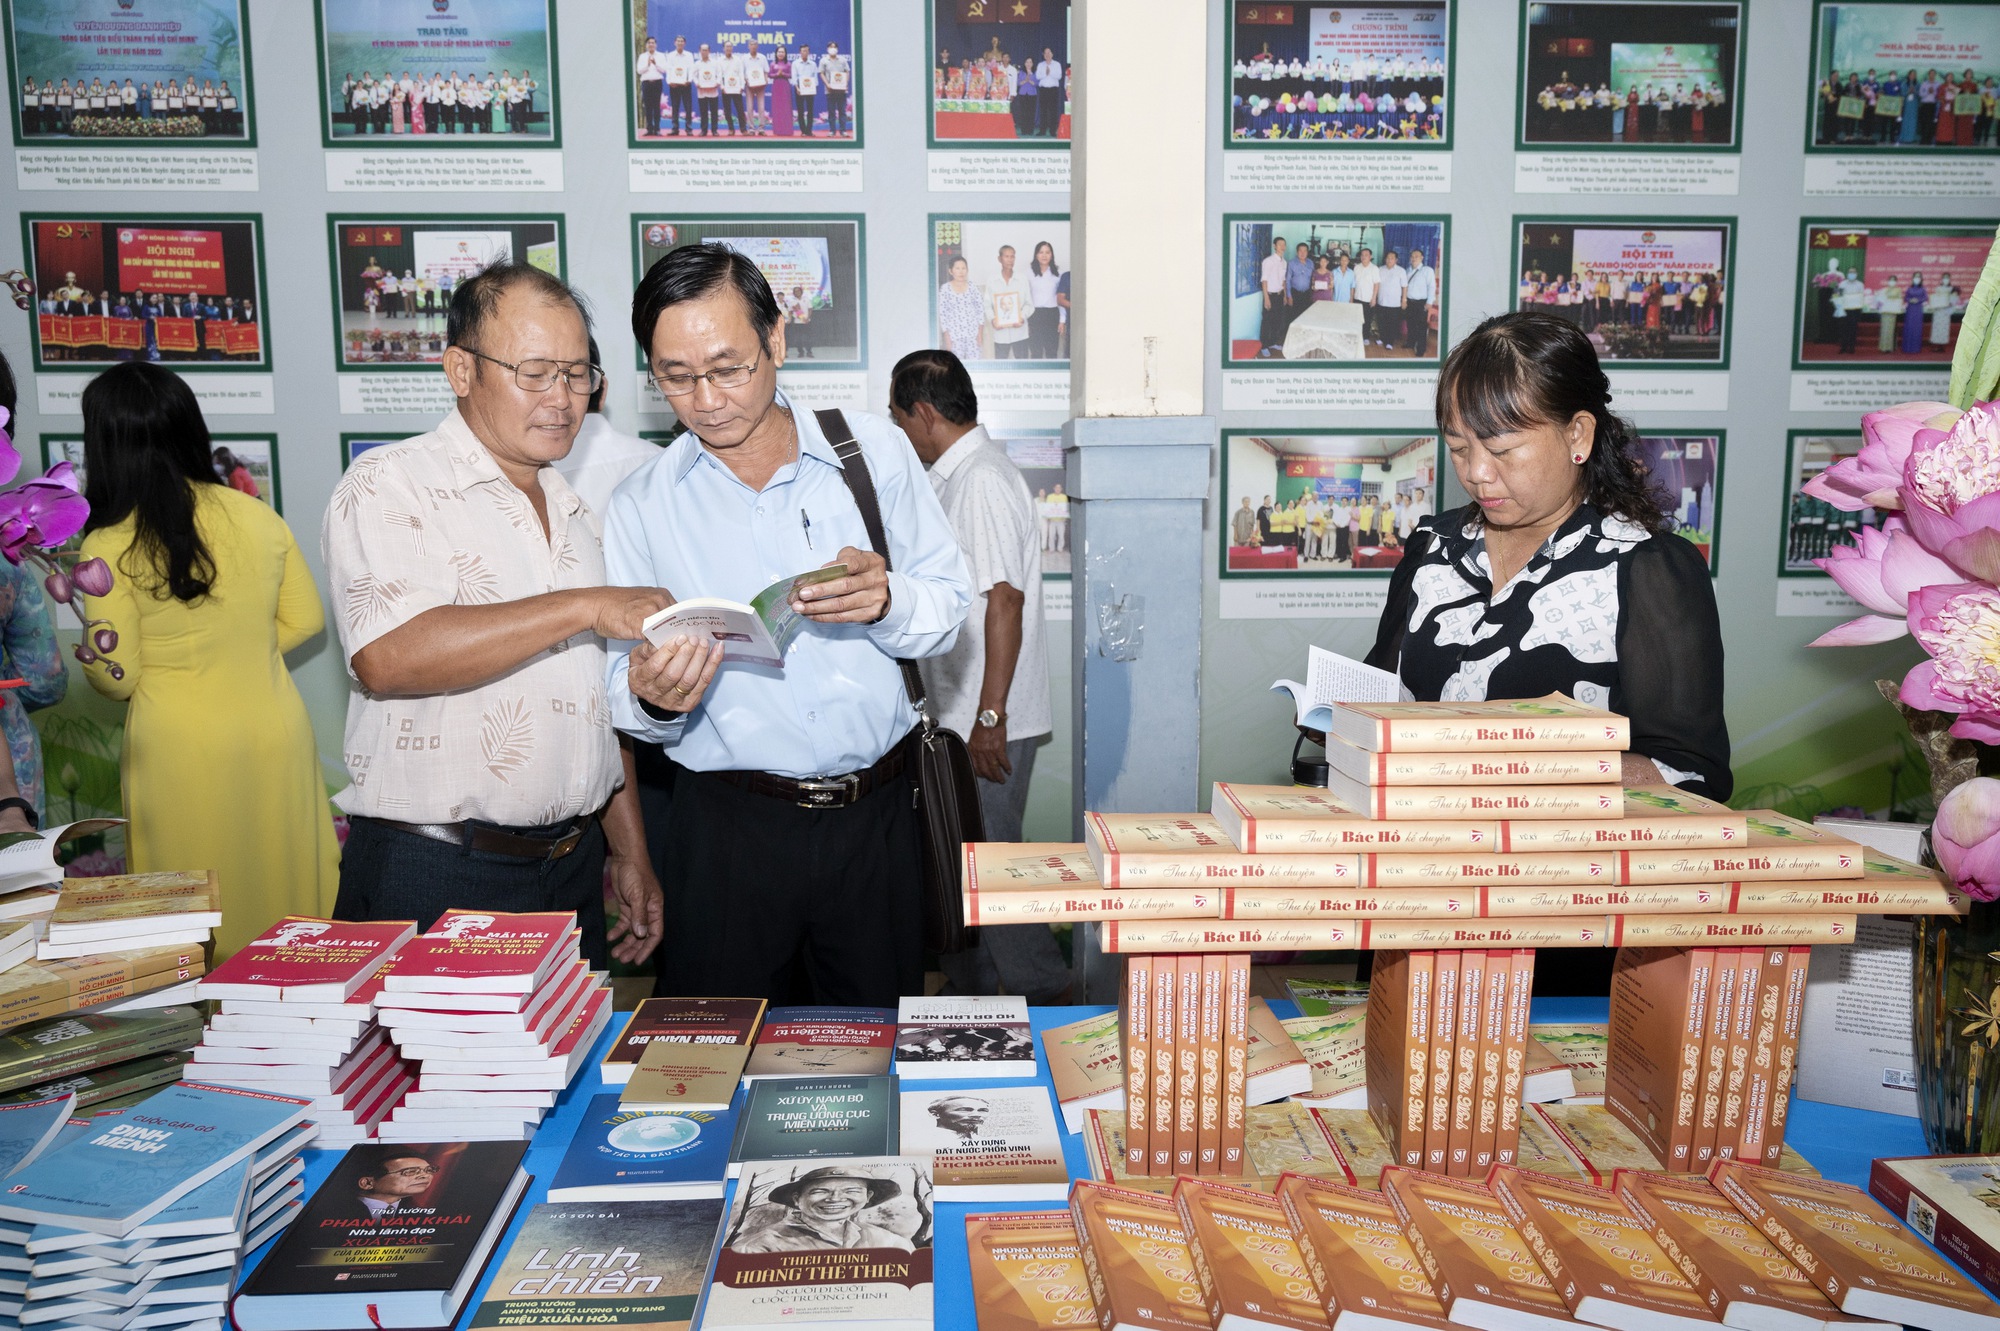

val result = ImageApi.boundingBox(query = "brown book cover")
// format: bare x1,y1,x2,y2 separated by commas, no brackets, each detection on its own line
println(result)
1529,1103,1665,1186
1381,1167,1578,1331
1870,1154,2000,1308
1713,1159,2000,1329
619,1027,759,1113
1082,1111,1170,1196
1210,781,1500,853
1123,957,1152,1175
1718,948,1769,1161
603,996,766,1087
1475,946,1510,1172
1497,949,1537,1166
1490,1165,1716,1331
1277,1172,1455,1331
1175,954,1199,1173
1449,950,1486,1176
1328,743,1621,786
1312,1108,1395,1189
965,1210,1099,1331
1692,948,1739,1170
1620,813,1865,883
1101,919,1610,953
1608,915,1858,947
1152,955,1176,1174
1616,1170,1879,1331
1365,951,1432,1169
1174,1176,1328,1331
1735,947,1788,1166
1427,948,1461,1173
1361,852,1618,890
1331,783,1626,822
1326,693,1631,753
1198,954,1224,1171
1500,785,1745,851
1606,947,1704,1169
1069,1180,1214,1331
1763,947,1810,1167
1085,812,1361,890
1223,953,1251,1175
1042,1009,1126,1133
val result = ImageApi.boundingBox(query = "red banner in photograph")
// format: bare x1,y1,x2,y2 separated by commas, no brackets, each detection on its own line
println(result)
37,313,67,347
220,323,261,356
115,229,227,297
108,319,145,351
69,316,105,346
154,318,199,354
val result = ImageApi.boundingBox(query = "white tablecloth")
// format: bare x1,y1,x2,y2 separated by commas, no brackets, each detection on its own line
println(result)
1283,299,1365,360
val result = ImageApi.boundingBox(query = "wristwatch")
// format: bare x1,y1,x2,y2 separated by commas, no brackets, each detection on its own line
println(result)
976,708,1004,729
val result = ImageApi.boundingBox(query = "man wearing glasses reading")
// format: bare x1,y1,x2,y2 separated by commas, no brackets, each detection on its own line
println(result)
606,243,969,1006
322,261,676,970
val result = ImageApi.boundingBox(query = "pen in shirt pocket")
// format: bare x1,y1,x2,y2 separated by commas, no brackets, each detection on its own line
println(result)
800,507,814,550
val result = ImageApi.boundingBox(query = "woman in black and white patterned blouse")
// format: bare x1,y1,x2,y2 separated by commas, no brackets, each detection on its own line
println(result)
1366,310,1732,801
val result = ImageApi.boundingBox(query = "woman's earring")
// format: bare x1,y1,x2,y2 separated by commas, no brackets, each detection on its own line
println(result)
1572,453,1586,464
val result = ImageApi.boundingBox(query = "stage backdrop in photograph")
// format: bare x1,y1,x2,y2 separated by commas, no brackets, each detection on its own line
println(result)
635,216,864,368
631,0,859,146
930,0,1071,146
1810,2,2000,151
1793,220,1993,368
315,0,557,144
1228,1,1451,145
4,0,253,144
328,217,563,369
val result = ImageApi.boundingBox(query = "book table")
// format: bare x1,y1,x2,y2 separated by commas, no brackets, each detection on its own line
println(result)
232,999,1932,1330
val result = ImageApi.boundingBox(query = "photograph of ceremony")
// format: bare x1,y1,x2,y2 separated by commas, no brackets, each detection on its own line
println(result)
1228,1,1449,144
630,0,857,144
1781,431,1874,577
1794,220,1994,368
1517,0,1744,148
930,0,1070,145
1511,218,1732,365
931,215,1071,365
42,431,279,510
636,217,864,368
1220,433,1440,577
1225,216,1446,364
316,0,557,143
328,217,562,369
995,431,1070,579
5,0,252,145
1808,1,1999,150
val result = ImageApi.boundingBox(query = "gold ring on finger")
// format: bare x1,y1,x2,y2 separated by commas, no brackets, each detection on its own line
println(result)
672,683,693,697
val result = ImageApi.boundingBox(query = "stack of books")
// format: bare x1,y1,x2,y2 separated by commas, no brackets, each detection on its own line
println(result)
36,871,221,962
2,1004,208,1115
612,997,767,1113
0,820,121,923
1606,945,1813,1176
373,911,611,1143
1116,953,1251,1177
1365,949,1537,1178
192,916,418,1148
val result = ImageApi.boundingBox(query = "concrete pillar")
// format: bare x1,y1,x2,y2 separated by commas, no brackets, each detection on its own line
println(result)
1066,0,1214,1000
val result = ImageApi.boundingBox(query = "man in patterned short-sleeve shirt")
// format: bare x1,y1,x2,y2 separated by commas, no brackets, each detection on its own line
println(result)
322,261,703,968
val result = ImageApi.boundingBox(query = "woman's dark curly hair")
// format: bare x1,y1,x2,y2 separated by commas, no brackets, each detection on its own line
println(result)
1434,310,1671,534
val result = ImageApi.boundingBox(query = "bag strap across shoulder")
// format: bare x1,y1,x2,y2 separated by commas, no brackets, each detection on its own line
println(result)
814,408,930,718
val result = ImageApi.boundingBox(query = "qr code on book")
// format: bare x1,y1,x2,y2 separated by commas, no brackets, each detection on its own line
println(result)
1907,1194,1938,1241
1883,1067,1919,1090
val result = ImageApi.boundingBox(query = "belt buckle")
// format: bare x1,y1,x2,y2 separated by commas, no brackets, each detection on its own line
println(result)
795,774,858,810
548,827,584,859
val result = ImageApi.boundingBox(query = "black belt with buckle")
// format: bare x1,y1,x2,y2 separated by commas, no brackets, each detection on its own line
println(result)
371,816,588,861
707,744,907,810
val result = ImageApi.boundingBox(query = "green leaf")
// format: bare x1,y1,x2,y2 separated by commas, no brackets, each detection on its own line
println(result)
1950,223,2000,408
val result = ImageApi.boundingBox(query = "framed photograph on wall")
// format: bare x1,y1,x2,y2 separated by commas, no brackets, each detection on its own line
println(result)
1806,1,2000,154
1219,432,1442,579
633,215,866,370
992,429,1069,580
1222,215,1447,367
340,434,401,468
45,430,280,510
1792,219,1993,370
20,213,268,373
1779,431,1874,578
930,214,1070,368
1635,433,1724,574
313,0,559,147
326,216,565,372
1510,217,1735,368
1225,1,1452,149
4,0,256,147
1515,0,1745,151
927,0,1069,148
627,0,859,148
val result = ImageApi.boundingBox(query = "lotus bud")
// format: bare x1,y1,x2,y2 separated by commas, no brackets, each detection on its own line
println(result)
1935,777,2000,902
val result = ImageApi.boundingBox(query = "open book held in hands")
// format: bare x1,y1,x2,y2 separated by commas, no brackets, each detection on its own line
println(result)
1271,645,1411,733
641,564,848,669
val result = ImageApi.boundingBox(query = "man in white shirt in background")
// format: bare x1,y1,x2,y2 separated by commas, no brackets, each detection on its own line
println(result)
792,43,820,135
820,41,851,136
1402,247,1437,357
1374,249,1408,352
1258,233,1289,357
661,34,694,136
888,348,1065,1005
986,244,1031,359
1034,47,1064,136
744,39,770,134
635,37,667,136
720,42,747,135
692,43,721,136
1328,494,1353,565
1350,245,1381,350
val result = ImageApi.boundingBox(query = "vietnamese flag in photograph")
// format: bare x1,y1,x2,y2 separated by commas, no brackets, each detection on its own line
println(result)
116,228,225,295
347,226,402,246
1239,4,1296,22
958,0,1043,20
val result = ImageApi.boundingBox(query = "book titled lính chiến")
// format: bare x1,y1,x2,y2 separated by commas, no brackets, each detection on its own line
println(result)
641,564,848,669
548,1093,734,1202
1380,1166,1576,1331
1068,1179,1211,1331
745,1005,895,1081
900,1085,1066,1202
704,1156,932,1331
895,996,1035,1080
1277,1171,1453,1331
964,1209,1097,1331
1174,1175,1328,1331
1326,692,1631,753
196,917,415,1004
728,1075,899,1176
468,1196,721,1331
604,996,766,1089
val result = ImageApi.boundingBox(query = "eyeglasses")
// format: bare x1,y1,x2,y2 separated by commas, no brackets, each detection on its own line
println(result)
651,345,765,397
461,348,604,395
379,1165,436,1178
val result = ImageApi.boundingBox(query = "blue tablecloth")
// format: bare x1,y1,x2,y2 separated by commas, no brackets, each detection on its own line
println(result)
236,999,1932,1329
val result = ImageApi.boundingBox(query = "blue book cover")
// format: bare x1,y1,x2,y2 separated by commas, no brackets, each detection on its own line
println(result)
0,1095,73,1178
548,1094,734,1201
28,1159,252,1252
0,1083,306,1237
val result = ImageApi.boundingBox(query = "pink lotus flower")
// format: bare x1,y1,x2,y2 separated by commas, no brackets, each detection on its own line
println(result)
1935,777,2000,901
1802,400,1957,512
1902,581,2000,743
1810,517,1966,645
1900,402,2000,583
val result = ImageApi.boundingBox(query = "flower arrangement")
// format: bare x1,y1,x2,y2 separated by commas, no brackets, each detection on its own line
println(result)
0,406,124,679
70,114,206,138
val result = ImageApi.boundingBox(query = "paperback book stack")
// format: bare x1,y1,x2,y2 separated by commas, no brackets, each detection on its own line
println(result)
1605,944,1813,1175
1365,948,1538,1178
1115,953,1252,1177
192,917,418,1148
0,1004,209,1116
36,871,221,963
373,910,612,1143
0,820,122,926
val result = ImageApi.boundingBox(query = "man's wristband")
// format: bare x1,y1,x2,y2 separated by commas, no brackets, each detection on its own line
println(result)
638,696,679,723
0,798,38,829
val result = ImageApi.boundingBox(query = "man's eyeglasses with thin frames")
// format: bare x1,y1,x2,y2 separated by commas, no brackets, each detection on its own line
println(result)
650,345,765,397
461,347,604,396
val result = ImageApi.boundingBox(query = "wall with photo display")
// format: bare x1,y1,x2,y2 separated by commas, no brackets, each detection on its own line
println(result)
0,0,1992,857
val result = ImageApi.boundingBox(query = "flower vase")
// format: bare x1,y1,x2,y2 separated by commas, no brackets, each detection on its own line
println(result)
1915,898,2000,1153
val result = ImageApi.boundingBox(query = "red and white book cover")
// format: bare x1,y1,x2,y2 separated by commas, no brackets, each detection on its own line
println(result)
385,961,592,1056
197,917,416,1003
380,912,578,995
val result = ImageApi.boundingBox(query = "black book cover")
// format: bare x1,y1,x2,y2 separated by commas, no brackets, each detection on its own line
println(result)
238,1140,530,1297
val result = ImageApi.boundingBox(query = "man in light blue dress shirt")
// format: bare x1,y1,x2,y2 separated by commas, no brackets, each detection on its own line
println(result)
606,243,971,1006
